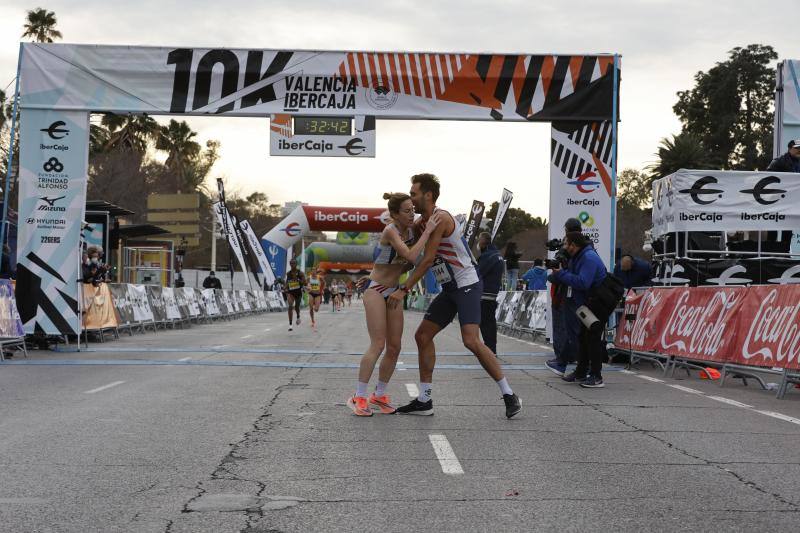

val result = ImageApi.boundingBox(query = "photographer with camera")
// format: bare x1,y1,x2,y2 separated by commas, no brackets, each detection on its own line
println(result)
548,231,609,388
544,218,582,377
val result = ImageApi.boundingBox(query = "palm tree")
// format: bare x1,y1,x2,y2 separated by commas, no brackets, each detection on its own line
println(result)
647,132,715,179
21,8,63,43
0,89,6,131
156,120,201,192
100,114,160,153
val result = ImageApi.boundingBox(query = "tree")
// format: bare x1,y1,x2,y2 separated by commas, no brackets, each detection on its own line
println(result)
674,44,777,170
155,119,201,192
647,133,714,180
100,114,160,153
21,8,62,43
616,168,653,210
484,203,547,248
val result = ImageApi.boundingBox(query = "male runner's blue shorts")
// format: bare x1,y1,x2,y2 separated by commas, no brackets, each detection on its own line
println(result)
424,281,483,328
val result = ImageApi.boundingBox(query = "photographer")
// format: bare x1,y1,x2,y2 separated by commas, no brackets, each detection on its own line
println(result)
548,231,608,388
544,218,582,376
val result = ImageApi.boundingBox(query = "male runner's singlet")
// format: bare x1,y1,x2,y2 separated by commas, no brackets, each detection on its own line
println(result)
374,224,415,265
286,271,303,293
308,276,321,295
430,208,479,290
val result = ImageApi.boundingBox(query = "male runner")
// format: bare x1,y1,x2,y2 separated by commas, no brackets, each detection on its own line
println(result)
285,259,305,331
307,269,325,330
388,173,522,418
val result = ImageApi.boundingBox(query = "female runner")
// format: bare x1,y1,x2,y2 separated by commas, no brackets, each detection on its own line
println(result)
346,193,441,416
306,268,325,330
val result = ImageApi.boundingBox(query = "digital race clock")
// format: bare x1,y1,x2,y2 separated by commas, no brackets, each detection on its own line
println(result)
293,116,352,136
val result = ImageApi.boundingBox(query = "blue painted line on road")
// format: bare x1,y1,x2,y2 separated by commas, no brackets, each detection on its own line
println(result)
0,359,620,371
51,347,552,357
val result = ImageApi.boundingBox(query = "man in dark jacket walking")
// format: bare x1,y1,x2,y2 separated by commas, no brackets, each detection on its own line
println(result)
767,139,800,173
477,232,505,354
549,232,608,388
613,254,652,289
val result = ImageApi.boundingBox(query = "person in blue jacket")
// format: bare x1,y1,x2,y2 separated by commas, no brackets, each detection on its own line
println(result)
477,232,505,354
548,231,608,388
521,259,548,290
613,254,652,289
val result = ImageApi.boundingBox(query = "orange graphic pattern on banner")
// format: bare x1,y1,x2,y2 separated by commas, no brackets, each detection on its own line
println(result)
338,53,614,119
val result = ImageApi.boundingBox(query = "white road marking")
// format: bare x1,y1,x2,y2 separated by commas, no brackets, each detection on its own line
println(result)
429,434,464,475
636,375,664,383
241,334,253,339
498,332,546,348
264,328,271,332
754,410,800,425
706,395,752,409
213,345,228,350
397,361,407,371
668,384,703,394
619,369,637,375
405,383,419,398
84,381,125,394
178,357,191,362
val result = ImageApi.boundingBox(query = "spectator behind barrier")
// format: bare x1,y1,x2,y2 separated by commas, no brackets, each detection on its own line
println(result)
82,246,108,286
767,139,800,173
203,270,223,289
477,231,505,355
613,254,652,289
503,241,522,290
521,259,548,290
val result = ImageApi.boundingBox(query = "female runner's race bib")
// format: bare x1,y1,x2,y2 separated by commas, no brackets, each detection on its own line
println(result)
288,279,301,290
431,257,453,285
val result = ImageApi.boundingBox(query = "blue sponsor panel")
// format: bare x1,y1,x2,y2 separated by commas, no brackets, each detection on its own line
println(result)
262,239,287,279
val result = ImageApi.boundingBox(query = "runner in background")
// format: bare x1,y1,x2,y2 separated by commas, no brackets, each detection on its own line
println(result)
345,281,354,307
346,192,441,416
336,280,346,311
285,259,305,331
307,268,325,330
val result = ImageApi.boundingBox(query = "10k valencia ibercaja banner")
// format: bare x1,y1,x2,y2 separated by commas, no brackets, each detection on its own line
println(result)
16,110,89,335
19,44,618,122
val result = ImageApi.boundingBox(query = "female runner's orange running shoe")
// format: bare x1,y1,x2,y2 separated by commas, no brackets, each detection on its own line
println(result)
369,393,397,414
346,395,373,416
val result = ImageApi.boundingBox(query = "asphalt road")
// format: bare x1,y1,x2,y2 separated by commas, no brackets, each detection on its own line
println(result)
2,300,800,532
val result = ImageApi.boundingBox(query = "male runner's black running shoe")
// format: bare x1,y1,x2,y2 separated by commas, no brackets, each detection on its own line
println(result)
396,398,433,416
503,393,522,418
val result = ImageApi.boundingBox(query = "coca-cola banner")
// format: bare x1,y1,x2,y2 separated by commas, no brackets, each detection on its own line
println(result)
732,285,800,370
627,288,677,352
615,290,644,348
655,287,745,362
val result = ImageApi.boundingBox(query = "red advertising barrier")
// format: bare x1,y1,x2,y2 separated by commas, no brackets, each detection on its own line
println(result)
654,286,745,362
614,284,800,371
731,285,800,370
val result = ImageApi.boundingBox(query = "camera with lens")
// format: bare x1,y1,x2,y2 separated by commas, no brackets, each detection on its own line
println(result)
545,238,563,251
544,248,569,270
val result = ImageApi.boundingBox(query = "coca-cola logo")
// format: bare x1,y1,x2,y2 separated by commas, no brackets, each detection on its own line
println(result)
660,289,741,356
740,288,800,364
629,290,662,348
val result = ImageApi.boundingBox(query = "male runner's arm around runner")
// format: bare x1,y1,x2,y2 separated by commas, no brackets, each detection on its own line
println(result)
387,213,450,310
383,212,442,263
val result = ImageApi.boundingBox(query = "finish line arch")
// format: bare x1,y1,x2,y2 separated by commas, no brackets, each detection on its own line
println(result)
8,43,620,335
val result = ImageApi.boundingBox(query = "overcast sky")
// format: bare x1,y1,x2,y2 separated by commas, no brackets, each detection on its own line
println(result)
0,0,796,220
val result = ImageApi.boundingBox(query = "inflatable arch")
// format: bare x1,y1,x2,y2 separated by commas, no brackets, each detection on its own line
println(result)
261,205,387,278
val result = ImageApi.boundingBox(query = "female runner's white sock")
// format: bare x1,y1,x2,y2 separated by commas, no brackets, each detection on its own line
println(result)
496,377,513,396
375,380,388,397
356,381,369,398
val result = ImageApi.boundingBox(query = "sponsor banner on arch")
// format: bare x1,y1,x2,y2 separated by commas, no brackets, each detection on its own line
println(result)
549,120,615,268
732,285,800,370
302,206,386,232
651,170,800,237
20,44,617,122
16,109,89,335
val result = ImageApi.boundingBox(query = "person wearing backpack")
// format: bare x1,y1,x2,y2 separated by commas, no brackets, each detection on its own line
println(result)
548,231,609,388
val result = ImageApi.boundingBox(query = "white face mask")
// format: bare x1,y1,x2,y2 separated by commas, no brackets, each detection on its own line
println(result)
90,258,99,264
